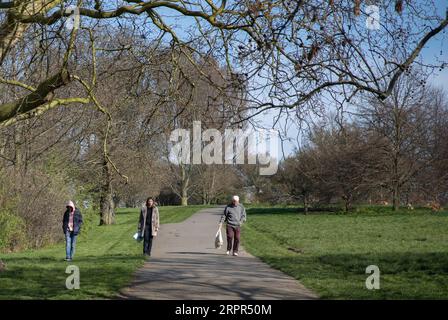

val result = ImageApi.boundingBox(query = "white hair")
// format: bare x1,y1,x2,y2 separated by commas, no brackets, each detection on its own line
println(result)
232,195,239,202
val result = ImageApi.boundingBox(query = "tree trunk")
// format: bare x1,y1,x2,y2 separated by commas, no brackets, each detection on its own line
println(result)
202,185,207,205
202,190,207,205
181,193,188,206
180,165,189,206
392,152,400,211
303,195,308,215
392,184,400,211
100,158,115,225
343,194,352,212
392,105,401,212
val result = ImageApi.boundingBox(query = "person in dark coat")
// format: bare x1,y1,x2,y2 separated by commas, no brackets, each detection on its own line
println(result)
62,200,83,261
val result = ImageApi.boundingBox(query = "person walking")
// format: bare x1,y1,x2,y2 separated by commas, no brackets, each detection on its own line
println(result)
138,197,160,257
62,201,83,261
218,195,246,256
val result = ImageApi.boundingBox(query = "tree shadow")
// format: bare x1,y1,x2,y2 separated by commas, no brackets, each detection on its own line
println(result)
118,254,318,300
255,251,448,299
247,207,341,215
0,254,144,299
166,251,223,256
116,209,139,215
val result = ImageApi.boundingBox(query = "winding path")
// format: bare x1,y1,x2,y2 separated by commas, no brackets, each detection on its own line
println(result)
118,206,317,300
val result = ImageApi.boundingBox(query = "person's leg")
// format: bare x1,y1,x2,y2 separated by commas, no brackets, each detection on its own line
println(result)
65,231,71,259
233,227,241,253
143,232,148,254
70,233,77,259
146,236,153,255
226,224,234,252
143,229,151,254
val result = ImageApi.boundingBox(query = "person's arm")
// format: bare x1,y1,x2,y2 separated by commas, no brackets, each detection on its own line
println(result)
219,207,227,225
76,211,84,234
155,208,160,231
62,211,67,233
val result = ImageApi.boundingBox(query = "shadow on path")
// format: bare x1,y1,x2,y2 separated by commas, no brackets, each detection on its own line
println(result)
119,207,318,300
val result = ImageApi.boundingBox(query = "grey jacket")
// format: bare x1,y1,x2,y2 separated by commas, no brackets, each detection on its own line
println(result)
219,204,246,227
138,206,160,237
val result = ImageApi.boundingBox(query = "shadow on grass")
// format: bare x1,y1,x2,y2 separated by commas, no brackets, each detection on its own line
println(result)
248,206,448,217
317,251,448,274
247,207,340,215
0,254,144,299
115,209,139,215
2,253,140,263
255,251,448,299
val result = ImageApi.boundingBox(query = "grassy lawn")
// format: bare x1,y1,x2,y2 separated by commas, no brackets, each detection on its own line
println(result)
0,205,210,300
242,206,448,299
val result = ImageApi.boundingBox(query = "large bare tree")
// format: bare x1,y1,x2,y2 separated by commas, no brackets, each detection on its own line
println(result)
1,1,447,126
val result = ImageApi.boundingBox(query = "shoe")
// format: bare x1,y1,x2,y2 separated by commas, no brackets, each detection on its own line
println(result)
233,252,238,256
226,251,230,255
144,253,151,259
65,258,72,262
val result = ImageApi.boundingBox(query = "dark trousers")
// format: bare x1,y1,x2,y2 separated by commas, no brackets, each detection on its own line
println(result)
143,227,153,255
226,225,241,252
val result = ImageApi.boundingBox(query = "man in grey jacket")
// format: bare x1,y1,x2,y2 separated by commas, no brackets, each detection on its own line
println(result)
218,195,246,256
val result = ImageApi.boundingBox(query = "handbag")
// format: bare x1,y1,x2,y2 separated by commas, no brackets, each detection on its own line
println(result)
215,228,223,249
133,232,143,242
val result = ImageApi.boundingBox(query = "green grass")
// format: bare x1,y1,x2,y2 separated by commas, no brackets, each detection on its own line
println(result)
0,205,210,300
242,206,448,299
159,204,213,224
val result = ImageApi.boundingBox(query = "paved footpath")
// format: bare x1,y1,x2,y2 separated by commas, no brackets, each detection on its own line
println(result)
118,207,318,300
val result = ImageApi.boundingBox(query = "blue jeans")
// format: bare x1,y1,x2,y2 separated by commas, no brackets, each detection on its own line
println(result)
65,231,77,259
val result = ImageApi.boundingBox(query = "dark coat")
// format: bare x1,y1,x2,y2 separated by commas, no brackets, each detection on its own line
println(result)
62,208,83,235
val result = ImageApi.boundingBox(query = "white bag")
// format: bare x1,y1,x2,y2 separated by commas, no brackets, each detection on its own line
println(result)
215,228,223,249
133,232,142,242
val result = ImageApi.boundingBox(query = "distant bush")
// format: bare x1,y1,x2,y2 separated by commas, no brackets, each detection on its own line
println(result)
78,207,97,235
0,152,100,251
0,210,27,253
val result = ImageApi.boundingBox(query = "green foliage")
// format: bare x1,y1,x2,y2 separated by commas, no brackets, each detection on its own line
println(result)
0,172,25,252
243,206,448,299
77,208,97,235
0,210,27,253
0,153,78,251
